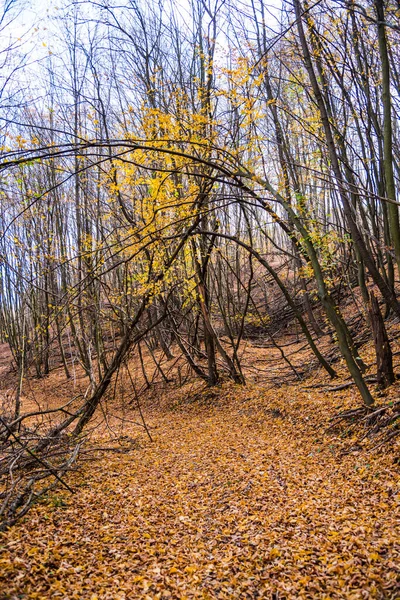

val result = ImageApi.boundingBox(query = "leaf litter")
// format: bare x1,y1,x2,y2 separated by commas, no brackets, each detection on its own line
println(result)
0,379,399,599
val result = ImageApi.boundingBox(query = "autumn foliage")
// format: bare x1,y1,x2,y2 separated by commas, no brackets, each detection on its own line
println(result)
0,0,400,596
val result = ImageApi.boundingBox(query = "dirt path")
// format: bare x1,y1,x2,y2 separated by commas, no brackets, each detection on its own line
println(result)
0,384,399,599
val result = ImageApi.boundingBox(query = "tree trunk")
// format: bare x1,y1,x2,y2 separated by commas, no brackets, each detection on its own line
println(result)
369,292,394,389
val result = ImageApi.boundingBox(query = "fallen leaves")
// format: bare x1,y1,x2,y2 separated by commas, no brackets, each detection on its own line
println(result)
0,382,399,599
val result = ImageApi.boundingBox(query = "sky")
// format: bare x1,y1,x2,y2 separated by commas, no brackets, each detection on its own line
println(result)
7,0,283,47
0,0,284,106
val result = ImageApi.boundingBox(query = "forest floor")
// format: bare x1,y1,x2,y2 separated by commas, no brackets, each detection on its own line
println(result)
0,338,400,599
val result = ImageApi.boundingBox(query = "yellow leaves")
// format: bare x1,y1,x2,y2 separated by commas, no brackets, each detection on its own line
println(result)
327,529,340,540
369,552,381,562
184,565,197,574
298,263,314,280
14,135,28,148
268,547,282,559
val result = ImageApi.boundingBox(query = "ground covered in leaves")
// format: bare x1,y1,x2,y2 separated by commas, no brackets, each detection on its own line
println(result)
0,377,399,599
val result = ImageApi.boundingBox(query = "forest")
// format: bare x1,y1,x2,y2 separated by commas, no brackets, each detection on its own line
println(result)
0,0,399,597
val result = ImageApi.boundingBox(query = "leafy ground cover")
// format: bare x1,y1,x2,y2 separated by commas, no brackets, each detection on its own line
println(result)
0,377,399,599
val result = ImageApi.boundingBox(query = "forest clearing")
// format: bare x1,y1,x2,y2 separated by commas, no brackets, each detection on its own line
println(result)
0,0,400,597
